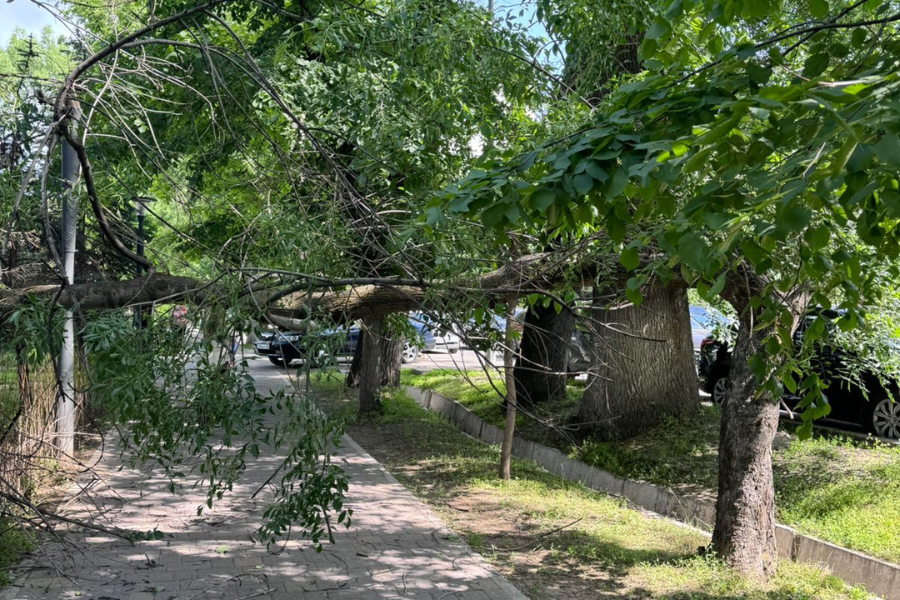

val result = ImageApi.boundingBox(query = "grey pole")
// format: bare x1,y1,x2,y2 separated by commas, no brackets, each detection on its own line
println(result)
58,105,80,460
133,198,151,329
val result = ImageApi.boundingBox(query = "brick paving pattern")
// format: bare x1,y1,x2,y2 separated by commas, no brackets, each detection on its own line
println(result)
2,367,526,600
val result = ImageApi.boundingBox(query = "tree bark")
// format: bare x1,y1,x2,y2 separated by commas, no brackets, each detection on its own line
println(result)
345,326,401,389
712,278,808,580
358,315,383,413
576,286,698,439
380,333,402,388
710,310,780,580
499,301,518,480
513,302,575,407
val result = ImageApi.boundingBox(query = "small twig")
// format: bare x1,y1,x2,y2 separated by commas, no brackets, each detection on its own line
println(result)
493,518,584,552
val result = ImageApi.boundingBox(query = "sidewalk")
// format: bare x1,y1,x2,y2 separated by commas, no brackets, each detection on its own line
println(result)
2,368,526,600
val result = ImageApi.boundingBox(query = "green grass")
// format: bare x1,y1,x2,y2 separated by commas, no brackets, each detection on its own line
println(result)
776,436,900,562
311,382,872,599
400,369,513,427
403,368,900,565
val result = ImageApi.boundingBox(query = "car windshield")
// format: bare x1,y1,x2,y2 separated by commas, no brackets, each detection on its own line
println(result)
690,306,724,329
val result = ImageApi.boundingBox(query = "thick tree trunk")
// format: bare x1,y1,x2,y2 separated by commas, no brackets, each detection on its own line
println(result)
358,316,383,413
513,302,575,406
345,327,401,389
576,287,698,439
711,312,779,580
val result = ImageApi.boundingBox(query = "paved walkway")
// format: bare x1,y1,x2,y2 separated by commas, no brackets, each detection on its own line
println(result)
2,367,526,600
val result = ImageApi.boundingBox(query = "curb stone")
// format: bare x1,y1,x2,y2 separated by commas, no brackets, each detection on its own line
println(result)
404,385,900,600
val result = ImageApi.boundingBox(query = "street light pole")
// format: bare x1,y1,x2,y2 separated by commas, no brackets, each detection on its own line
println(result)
58,104,81,460
133,197,154,329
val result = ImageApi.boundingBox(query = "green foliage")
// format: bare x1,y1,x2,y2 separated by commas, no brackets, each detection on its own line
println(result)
75,302,350,550
446,0,900,425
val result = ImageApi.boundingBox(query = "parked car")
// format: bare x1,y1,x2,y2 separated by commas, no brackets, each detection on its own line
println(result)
567,327,593,374
255,320,435,367
408,312,461,354
690,305,729,360
702,310,900,440
455,309,526,351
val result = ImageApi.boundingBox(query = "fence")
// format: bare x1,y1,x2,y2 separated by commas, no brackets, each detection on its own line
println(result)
0,341,85,497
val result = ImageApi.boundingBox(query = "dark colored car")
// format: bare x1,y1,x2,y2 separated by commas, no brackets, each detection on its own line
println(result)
255,320,435,367
702,311,900,440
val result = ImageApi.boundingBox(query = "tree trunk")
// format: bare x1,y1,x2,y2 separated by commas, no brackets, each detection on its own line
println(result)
380,333,402,388
576,287,698,439
499,302,518,480
358,315,383,413
710,311,779,580
346,326,401,389
345,331,364,388
712,281,808,581
513,302,575,406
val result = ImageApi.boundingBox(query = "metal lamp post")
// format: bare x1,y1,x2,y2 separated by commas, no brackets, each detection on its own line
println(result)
133,196,154,329
58,103,81,460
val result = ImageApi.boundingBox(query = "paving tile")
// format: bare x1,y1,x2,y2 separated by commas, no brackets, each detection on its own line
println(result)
0,367,527,600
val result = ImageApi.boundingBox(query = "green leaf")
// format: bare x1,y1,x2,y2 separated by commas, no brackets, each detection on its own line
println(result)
425,206,443,226
530,188,556,211
626,286,643,306
605,168,629,199
708,272,727,297
851,28,867,47
809,0,828,18
620,246,640,271
802,53,830,78
646,18,672,40
585,160,609,182
780,206,812,232
574,173,595,196
804,226,830,250
608,215,627,243
481,203,507,228
873,134,900,167
678,232,709,271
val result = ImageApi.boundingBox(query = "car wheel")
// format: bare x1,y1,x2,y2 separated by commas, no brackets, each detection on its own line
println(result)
869,397,900,440
711,375,728,406
268,356,286,367
401,342,418,364
449,347,459,354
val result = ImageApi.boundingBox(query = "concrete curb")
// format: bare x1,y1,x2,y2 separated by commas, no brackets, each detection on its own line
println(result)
404,385,900,600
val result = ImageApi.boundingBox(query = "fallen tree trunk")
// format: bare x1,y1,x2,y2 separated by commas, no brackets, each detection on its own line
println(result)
0,252,597,322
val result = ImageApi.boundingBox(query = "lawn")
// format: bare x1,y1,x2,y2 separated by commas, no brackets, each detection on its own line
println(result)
310,374,872,600
401,368,900,565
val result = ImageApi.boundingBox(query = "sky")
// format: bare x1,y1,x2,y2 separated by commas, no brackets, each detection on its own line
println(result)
1,1,69,46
